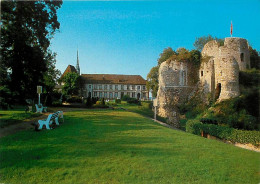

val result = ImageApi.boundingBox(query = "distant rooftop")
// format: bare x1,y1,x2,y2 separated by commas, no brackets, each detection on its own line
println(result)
61,65,77,79
81,74,146,85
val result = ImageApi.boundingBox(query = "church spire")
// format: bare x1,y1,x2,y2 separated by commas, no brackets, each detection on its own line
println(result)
76,49,80,75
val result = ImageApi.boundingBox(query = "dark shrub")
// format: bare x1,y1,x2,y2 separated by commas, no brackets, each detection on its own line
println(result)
86,96,93,107
115,99,121,104
122,95,131,101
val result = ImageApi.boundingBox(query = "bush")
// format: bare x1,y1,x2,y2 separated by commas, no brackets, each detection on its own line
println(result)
141,101,153,109
52,100,62,107
186,120,260,146
115,99,121,104
85,96,93,108
66,96,82,103
122,95,131,101
93,103,109,108
186,119,202,135
101,98,105,105
127,98,141,105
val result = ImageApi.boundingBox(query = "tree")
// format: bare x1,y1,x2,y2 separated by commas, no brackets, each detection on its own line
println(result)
193,35,224,51
1,1,62,103
249,46,260,69
62,72,80,96
146,47,176,97
157,47,176,65
42,51,62,105
146,66,159,97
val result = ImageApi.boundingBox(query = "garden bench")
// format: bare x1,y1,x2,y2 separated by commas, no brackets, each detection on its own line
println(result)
35,104,47,113
35,111,63,130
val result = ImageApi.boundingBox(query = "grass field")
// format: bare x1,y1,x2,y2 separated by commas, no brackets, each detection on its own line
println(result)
0,109,259,184
0,108,41,128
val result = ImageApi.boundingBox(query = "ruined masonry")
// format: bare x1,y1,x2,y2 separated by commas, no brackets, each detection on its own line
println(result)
156,37,250,127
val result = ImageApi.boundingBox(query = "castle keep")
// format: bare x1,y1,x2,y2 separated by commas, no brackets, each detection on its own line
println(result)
156,37,250,127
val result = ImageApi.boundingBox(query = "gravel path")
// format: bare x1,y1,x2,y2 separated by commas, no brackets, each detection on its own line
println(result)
0,114,48,138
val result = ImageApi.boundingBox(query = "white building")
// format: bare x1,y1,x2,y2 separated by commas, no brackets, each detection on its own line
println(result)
81,74,148,100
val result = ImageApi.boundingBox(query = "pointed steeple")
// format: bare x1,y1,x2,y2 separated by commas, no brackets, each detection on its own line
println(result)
76,49,80,75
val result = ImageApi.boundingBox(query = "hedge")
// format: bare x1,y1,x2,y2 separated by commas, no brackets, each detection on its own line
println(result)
186,119,260,146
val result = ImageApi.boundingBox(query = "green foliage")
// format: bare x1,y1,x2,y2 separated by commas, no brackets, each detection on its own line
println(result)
1,1,62,101
179,94,207,119
101,98,105,105
186,120,260,146
249,46,260,69
66,96,82,103
115,99,121,104
85,96,93,108
93,103,109,108
186,119,202,135
146,66,159,97
51,100,62,107
157,47,176,65
0,86,14,110
193,35,224,51
121,95,131,101
239,69,260,88
62,72,80,96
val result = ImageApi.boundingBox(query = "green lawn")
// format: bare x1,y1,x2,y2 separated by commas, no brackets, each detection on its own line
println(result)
0,108,41,128
0,109,259,184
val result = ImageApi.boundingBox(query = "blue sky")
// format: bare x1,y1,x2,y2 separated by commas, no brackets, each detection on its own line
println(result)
50,0,260,79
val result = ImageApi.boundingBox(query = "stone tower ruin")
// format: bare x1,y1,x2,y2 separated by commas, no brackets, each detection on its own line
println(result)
156,37,250,127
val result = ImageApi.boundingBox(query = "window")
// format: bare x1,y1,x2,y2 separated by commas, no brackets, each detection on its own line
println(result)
115,85,118,90
89,85,91,89
104,92,107,98
98,85,102,90
104,85,107,90
121,85,124,90
142,93,146,98
94,91,97,97
110,85,113,90
109,92,113,99
201,71,203,77
240,53,244,62
127,85,130,90
100,92,103,98
143,86,146,90
94,84,97,89
132,92,135,98
127,92,130,96
180,70,185,86
115,92,118,98
132,85,135,90
137,86,140,90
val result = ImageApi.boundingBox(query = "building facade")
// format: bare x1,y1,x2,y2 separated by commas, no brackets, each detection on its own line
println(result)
81,74,148,100
60,53,149,100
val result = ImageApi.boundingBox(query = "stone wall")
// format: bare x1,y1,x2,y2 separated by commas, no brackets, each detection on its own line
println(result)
157,59,198,127
214,55,240,100
156,37,249,126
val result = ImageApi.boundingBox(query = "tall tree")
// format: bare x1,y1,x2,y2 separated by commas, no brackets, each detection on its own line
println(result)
62,72,80,96
1,0,62,103
146,66,159,98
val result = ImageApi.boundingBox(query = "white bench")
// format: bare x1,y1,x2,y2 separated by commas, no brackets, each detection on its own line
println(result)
35,104,47,113
35,111,63,130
